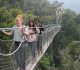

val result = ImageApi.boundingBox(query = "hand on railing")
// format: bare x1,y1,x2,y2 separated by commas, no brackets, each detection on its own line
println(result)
1,29,5,33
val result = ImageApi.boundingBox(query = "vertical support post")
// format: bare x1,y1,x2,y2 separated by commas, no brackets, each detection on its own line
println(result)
55,1,64,25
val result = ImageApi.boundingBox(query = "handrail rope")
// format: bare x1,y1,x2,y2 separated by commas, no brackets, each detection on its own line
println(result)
0,42,23,56
0,25,61,39
9,41,15,54
0,24,58,30
0,28,11,30
41,25,61,35
0,39,13,41
0,38,24,56
0,27,44,30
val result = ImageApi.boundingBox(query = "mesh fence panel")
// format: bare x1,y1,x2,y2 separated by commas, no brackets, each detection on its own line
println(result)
0,25,61,70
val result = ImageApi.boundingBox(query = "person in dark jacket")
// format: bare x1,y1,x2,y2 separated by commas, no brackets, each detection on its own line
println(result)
34,19,44,55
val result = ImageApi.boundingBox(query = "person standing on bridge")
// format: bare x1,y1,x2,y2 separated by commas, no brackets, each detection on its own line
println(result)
34,19,44,55
25,19,40,64
2,15,27,70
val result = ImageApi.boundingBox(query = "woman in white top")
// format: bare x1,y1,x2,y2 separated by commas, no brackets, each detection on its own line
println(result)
2,15,27,70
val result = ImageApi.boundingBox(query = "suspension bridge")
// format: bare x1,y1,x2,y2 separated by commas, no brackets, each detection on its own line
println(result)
0,24,61,70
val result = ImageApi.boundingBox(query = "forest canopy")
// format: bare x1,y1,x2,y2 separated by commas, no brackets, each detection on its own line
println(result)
0,0,80,70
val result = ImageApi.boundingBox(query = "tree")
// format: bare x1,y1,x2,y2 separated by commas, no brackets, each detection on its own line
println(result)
37,53,51,70
60,41,80,70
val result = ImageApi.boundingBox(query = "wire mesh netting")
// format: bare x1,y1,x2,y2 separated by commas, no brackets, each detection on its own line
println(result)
0,25,61,70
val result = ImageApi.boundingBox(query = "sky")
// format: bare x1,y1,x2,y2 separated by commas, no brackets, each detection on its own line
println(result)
48,0,80,13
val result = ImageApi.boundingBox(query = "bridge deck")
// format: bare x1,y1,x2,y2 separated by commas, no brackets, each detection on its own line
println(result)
25,27,60,70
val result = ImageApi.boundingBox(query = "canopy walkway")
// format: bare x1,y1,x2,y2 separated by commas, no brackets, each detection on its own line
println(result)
0,24,61,70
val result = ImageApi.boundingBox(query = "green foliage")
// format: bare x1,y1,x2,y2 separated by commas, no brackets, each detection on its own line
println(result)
0,0,80,70
62,9,79,41
75,14,80,25
38,53,51,70
0,7,13,27
0,7,24,28
65,9,77,19
9,8,24,18
48,8,80,70
68,41,80,60
39,16,53,25
59,41,80,70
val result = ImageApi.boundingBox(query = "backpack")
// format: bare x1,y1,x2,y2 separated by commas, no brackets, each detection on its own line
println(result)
39,24,44,31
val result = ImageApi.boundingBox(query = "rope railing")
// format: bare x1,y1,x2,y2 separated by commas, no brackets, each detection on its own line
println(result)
0,24,58,30
0,24,61,70
0,41,22,56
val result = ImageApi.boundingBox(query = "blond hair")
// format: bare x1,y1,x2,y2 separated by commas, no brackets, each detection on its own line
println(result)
15,15,24,23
